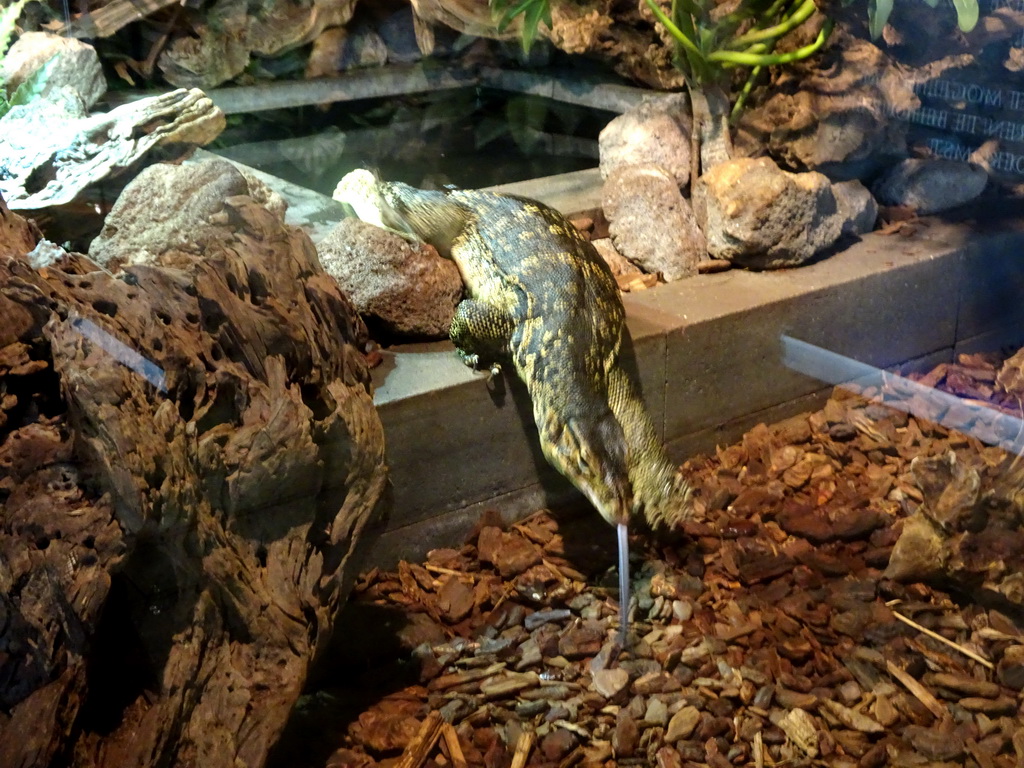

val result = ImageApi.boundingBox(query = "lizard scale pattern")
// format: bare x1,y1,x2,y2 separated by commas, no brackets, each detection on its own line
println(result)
336,169,692,531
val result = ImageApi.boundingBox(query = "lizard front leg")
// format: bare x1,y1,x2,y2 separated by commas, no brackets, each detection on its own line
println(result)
449,298,514,377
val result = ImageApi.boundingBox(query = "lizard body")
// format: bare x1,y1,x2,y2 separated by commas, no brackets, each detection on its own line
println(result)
336,170,692,637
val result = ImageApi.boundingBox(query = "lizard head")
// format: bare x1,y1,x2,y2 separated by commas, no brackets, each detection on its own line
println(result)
538,411,634,527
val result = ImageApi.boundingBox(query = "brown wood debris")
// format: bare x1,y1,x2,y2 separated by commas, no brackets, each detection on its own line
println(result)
303,348,1024,768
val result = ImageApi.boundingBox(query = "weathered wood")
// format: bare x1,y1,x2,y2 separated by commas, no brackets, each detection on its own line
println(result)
0,188,386,768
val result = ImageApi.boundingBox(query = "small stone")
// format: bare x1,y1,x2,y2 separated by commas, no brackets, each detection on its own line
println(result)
1,31,106,109
655,745,683,768
612,710,639,758
645,697,669,726
592,668,630,700
872,158,987,214
603,164,704,281
539,728,579,761
672,600,692,622
633,671,681,695
524,608,571,630
902,725,965,761
833,179,878,236
837,680,863,706
599,93,692,187
557,622,604,660
997,644,1024,689
665,705,700,742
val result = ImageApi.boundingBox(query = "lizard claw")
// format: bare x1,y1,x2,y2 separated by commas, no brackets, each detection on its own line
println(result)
457,350,501,380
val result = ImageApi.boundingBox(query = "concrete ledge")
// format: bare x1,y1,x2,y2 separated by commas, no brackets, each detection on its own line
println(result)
202,155,1024,567
108,64,648,116
364,217,1024,567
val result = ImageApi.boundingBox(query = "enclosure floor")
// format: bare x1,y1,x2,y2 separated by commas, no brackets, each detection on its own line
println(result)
273,353,1024,768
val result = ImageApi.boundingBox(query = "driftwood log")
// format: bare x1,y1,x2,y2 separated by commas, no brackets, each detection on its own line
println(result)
0,188,386,767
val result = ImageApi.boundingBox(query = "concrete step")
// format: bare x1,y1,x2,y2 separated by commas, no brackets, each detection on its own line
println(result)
196,151,1024,567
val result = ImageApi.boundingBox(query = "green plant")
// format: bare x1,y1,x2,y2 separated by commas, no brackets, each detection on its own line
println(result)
867,0,978,39
1,0,33,119
642,0,832,115
1,0,30,59
490,0,554,53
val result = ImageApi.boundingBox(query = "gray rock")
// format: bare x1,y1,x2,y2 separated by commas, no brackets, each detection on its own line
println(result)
694,156,842,270
833,179,878,237
89,159,265,269
602,164,704,281
0,31,106,110
599,94,692,188
2,87,224,210
871,158,988,214
737,33,914,181
317,218,463,339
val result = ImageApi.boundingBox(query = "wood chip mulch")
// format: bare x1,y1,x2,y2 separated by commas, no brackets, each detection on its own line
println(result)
303,349,1024,768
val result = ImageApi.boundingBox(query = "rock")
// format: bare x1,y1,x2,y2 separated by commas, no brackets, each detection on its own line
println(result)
0,31,106,110
612,710,639,757
159,0,358,89
871,158,988,214
539,728,579,761
603,164,704,281
884,513,946,582
317,217,462,339
599,94,692,188
645,697,669,726
0,88,224,210
693,156,843,270
997,645,1024,690
833,180,879,237
665,705,700,742
89,159,276,270
592,667,630,699
306,26,389,77
375,4,425,64
738,32,915,180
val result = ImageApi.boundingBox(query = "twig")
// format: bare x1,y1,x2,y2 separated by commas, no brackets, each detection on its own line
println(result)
891,609,994,669
885,660,949,720
510,729,536,768
753,730,764,768
424,563,476,579
397,710,444,768
441,722,468,768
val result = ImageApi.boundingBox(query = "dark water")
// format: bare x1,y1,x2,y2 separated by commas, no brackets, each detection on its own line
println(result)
209,88,612,194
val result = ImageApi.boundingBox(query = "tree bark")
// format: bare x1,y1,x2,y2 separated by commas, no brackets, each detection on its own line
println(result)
0,191,386,768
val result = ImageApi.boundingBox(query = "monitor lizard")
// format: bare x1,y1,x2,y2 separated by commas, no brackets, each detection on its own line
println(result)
336,170,693,644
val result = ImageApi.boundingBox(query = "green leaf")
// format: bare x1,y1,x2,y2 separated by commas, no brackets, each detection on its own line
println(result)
950,0,978,32
868,0,893,38
1,0,30,60
6,53,59,109
521,2,544,52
